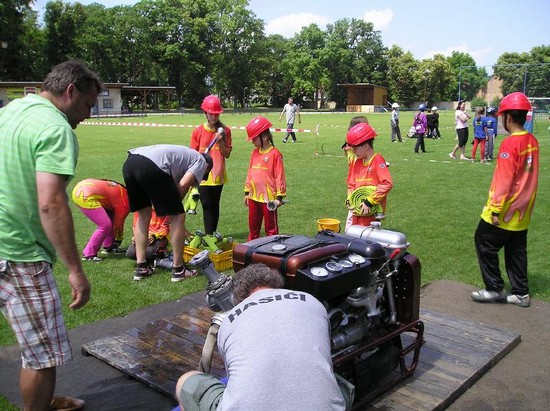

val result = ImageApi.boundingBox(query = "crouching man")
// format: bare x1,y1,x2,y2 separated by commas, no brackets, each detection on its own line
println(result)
175,263,355,410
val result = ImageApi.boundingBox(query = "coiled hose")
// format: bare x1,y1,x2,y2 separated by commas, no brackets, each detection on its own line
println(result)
346,186,383,216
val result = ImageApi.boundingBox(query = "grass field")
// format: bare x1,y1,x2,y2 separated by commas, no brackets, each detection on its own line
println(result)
0,109,548,353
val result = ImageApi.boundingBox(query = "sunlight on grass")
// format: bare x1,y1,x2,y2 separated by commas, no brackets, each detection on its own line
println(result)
1,110,548,348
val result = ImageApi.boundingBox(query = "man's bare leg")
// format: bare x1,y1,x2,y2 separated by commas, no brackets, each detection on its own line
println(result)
21,367,55,411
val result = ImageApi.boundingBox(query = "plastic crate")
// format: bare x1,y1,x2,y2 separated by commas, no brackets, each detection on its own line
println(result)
183,242,236,272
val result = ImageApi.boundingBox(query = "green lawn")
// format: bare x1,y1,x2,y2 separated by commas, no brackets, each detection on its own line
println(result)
1,109,548,348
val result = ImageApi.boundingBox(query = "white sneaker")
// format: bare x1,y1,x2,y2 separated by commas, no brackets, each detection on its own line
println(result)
82,256,102,262
471,288,506,303
507,294,531,307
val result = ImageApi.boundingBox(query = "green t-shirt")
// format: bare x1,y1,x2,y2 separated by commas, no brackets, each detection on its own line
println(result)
0,94,79,263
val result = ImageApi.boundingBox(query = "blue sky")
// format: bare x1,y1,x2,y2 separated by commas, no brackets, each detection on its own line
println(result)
32,0,549,68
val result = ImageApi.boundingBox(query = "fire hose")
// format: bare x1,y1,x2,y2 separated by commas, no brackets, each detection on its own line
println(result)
188,251,235,373
198,313,225,374
346,186,384,217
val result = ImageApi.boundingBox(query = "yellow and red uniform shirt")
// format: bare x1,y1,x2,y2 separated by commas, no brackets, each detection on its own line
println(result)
190,123,232,186
346,153,393,209
131,210,170,239
481,131,539,231
71,179,129,241
244,146,286,203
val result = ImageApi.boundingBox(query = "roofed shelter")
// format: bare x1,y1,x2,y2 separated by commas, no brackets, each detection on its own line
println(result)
339,83,388,112
121,85,176,112
0,82,176,115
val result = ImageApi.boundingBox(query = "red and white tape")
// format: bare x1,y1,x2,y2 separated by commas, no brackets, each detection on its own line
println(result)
82,121,318,134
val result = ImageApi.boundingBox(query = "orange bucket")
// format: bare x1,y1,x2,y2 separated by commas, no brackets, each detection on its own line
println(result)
316,218,341,233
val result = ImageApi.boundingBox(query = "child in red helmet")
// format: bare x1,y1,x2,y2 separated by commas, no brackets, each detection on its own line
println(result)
345,122,393,227
190,95,233,234
244,116,287,240
343,116,369,230
471,92,539,308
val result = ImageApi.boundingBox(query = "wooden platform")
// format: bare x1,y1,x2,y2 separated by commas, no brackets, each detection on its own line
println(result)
82,307,521,410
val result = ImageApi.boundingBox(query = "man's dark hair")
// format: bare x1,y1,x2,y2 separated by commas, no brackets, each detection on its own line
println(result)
232,263,285,304
42,60,103,96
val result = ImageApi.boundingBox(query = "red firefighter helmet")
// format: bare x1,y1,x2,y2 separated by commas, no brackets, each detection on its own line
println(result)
200,95,224,114
346,123,377,146
497,92,531,115
246,116,272,141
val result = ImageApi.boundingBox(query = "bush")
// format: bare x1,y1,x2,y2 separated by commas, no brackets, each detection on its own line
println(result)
470,96,487,109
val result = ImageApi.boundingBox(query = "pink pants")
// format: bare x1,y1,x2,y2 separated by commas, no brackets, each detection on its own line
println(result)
248,200,278,241
79,206,115,257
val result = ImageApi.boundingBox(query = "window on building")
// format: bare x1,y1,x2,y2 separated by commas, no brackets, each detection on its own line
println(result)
103,99,113,109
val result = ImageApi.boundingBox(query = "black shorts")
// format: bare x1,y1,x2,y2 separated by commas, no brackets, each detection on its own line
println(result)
122,153,184,216
456,127,469,147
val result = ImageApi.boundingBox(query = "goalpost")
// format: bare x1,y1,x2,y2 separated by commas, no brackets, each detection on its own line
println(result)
526,97,550,134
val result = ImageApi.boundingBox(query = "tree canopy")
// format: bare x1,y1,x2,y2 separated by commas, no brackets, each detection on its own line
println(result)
1,0,548,107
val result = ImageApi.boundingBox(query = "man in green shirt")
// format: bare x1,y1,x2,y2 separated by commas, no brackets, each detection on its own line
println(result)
0,61,101,411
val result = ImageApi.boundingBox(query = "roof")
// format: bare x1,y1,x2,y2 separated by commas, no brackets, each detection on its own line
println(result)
0,81,130,89
338,83,388,90
122,85,175,91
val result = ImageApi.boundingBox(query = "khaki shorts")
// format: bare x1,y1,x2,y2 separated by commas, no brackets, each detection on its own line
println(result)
177,373,354,411
177,373,225,411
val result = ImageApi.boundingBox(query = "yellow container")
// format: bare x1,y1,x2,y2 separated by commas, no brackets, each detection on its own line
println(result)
183,242,236,272
316,218,341,233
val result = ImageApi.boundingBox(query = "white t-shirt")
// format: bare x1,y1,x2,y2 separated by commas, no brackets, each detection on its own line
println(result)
455,109,469,129
217,288,346,410
282,103,299,124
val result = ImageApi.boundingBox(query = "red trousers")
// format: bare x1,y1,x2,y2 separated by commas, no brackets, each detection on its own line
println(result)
248,199,279,240
352,215,376,227
472,138,486,161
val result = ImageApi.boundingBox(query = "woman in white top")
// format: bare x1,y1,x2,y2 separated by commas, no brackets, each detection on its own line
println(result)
449,100,471,160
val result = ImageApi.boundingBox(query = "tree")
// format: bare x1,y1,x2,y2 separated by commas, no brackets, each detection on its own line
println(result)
140,0,211,105
493,52,531,96
420,54,455,105
74,3,160,85
281,24,328,107
208,0,265,108
43,0,88,67
0,0,38,80
527,45,550,97
494,46,550,97
386,46,419,107
446,51,488,101
109,4,160,85
324,18,387,108
15,7,47,80
74,4,118,81
323,19,355,107
252,34,290,106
